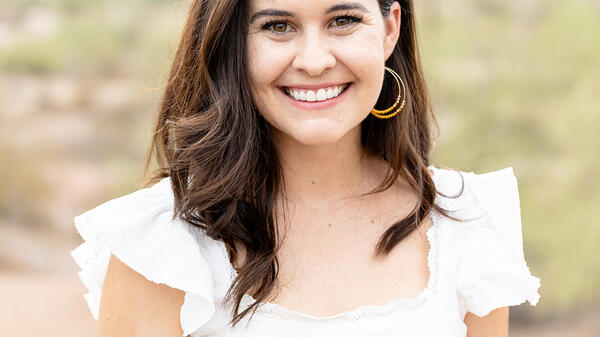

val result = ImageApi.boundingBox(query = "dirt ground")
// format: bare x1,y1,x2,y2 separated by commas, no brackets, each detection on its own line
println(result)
0,271,598,337
0,271,97,337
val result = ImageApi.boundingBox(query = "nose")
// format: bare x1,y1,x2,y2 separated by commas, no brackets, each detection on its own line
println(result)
291,28,336,77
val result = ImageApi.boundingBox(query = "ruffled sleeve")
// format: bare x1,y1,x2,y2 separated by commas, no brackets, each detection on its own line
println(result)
455,167,541,317
70,177,220,336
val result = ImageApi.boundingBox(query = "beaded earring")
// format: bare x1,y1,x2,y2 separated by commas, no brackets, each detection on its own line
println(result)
370,66,406,119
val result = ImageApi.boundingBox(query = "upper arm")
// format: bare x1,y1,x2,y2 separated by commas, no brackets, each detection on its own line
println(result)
464,307,509,337
98,253,186,337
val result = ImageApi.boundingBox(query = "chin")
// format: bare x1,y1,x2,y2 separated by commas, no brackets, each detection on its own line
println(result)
264,110,364,147
286,126,349,147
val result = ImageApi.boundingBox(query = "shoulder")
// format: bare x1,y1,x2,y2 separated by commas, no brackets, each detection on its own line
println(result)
99,253,185,336
429,164,541,318
70,177,230,336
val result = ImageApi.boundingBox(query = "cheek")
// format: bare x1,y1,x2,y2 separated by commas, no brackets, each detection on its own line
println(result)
247,36,294,130
331,29,387,106
340,29,385,76
246,39,265,91
247,37,290,92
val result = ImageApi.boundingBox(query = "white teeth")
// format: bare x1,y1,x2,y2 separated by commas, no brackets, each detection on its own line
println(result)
326,88,334,99
316,89,327,101
285,84,347,102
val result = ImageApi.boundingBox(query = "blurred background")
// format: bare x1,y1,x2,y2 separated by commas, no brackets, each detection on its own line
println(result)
0,0,598,336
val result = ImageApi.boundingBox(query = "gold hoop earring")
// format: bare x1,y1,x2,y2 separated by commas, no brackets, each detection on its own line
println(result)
370,66,406,119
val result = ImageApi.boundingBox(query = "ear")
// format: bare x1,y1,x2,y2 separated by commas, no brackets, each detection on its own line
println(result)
383,2,402,61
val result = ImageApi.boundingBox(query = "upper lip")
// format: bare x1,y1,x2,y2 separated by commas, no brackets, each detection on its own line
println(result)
280,82,350,90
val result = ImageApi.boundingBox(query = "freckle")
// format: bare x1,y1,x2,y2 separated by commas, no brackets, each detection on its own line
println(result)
370,219,374,224
328,223,332,227
311,181,315,184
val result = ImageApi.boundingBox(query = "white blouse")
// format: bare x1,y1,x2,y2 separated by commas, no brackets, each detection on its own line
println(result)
71,165,541,336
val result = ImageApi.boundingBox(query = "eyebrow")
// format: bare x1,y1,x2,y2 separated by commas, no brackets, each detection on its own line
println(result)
324,3,369,15
249,2,370,23
249,9,293,23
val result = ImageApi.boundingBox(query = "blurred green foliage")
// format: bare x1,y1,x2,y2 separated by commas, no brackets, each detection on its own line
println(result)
1,1,184,78
418,0,600,314
1,0,598,318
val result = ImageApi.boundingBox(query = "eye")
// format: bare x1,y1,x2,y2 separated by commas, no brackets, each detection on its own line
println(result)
261,20,293,34
271,22,288,33
330,15,362,28
334,17,351,27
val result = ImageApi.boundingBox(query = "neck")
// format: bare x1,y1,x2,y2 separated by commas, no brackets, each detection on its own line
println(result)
272,126,380,204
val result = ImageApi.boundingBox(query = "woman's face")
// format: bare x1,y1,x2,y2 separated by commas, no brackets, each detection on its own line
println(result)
247,0,401,146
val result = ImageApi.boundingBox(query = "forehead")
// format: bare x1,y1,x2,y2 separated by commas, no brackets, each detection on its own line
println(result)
247,0,379,14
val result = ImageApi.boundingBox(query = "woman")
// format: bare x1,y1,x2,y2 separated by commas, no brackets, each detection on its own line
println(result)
71,0,541,336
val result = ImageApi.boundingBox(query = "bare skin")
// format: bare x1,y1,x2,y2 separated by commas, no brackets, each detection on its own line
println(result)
99,254,185,337
240,0,435,313
237,153,436,314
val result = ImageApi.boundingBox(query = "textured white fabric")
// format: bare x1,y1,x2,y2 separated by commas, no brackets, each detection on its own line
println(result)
71,165,541,336
70,178,220,336
456,168,541,317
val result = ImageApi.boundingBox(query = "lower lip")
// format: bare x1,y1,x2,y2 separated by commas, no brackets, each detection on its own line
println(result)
279,84,352,111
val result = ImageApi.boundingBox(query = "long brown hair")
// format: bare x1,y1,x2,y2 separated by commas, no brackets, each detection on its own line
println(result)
142,0,463,327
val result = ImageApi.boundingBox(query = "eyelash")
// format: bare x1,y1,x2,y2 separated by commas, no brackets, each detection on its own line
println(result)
259,13,363,34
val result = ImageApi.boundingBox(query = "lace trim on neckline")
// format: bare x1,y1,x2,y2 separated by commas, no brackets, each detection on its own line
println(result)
217,209,444,322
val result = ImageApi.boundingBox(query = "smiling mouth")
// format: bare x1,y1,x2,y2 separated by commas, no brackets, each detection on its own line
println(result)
282,83,351,102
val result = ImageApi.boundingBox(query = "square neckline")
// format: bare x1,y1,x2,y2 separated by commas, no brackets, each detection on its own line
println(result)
217,165,443,322
218,218,443,322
